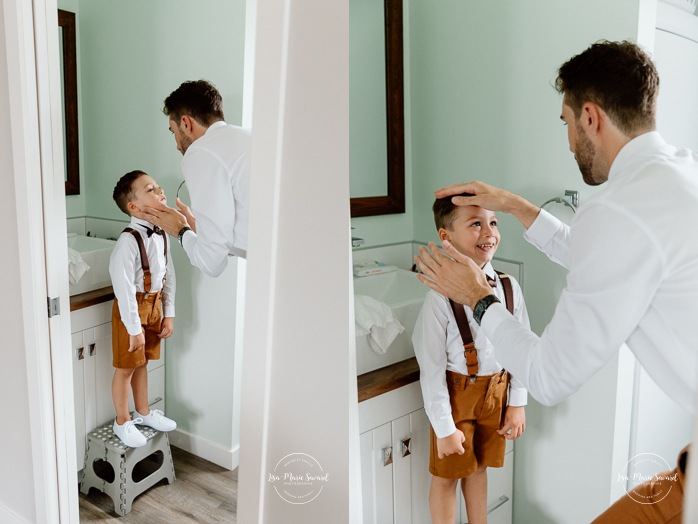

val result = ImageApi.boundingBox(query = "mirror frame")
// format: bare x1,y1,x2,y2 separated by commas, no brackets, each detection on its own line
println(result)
350,0,405,218
58,9,80,196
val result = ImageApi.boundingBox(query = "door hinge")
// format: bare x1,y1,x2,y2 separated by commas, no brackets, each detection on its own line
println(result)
47,297,60,318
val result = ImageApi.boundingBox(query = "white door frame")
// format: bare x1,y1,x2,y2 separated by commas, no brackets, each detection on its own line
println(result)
4,0,80,521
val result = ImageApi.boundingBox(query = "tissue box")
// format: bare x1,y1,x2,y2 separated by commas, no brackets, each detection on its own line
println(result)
353,261,398,277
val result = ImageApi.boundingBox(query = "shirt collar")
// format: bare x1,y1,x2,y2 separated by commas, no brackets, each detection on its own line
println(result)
130,216,157,232
204,120,227,136
483,261,496,281
608,131,666,182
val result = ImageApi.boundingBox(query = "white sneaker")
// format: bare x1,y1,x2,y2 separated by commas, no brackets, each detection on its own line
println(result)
136,409,177,432
113,418,147,448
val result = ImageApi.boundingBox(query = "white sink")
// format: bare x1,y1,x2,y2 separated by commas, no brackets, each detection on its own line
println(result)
353,268,429,374
68,234,116,296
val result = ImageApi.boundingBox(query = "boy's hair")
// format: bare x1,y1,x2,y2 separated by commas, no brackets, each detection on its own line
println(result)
163,79,225,127
432,193,474,231
555,40,659,136
113,170,147,215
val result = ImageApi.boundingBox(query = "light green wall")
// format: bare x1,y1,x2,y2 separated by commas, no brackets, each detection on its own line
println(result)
77,0,245,221
66,0,246,452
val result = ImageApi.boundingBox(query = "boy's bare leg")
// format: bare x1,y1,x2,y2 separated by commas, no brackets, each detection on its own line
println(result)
429,476,459,524
112,368,135,425
131,363,150,416
462,465,488,524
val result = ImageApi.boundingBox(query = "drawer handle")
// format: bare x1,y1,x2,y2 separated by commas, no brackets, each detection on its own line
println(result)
149,397,163,406
401,438,411,457
77,347,84,360
382,446,393,467
487,495,509,515
89,343,96,356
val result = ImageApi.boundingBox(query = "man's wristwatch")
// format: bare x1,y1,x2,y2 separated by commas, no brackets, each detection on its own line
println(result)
473,294,500,325
177,226,192,246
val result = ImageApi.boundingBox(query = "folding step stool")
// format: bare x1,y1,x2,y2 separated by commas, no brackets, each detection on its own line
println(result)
79,421,176,516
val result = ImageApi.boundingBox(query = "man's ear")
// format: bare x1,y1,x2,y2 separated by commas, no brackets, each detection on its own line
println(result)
580,102,604,136
180,114,195,133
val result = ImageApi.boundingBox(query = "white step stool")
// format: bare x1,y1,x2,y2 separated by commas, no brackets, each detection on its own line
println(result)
79,421,176,516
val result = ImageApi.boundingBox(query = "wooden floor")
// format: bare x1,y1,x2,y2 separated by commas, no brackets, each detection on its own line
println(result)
79,446,237,523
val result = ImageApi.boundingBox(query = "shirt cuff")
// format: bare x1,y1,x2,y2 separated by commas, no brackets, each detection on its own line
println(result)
181,228,196,250
523,208,560,246
508,386,528,407
431,416,457,439
125,322,143,336
480,300,510,335
163,305,175,318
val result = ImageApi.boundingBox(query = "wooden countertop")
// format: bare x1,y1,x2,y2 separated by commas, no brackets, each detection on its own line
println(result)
70,286,115,312
357,357,420,402
69,288,418,402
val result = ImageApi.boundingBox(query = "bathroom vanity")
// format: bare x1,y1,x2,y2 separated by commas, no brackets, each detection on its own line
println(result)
70,289,166,472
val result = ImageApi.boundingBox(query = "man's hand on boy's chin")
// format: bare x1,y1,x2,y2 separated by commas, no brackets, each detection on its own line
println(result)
436,429,466,459
143,203,189,238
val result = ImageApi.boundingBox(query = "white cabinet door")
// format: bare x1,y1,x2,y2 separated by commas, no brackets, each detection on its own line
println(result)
408,408,432,523
93,322,114,427
360,407,432,523
458,447,513,524
72,331,87,471
360,422,394,523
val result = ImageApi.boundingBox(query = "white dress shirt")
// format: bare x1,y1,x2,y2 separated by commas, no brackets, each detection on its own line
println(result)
109,217,176,336
180,121,250,276
413,263,529,438
482,131,698,412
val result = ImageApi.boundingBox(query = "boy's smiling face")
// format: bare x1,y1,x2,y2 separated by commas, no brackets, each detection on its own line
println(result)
439,205,500,268
127,175,167,218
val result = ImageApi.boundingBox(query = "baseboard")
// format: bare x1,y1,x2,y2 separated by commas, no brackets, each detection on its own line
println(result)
0,505,30,524
168,428,239,471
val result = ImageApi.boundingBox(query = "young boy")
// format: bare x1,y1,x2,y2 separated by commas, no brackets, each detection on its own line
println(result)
109,170,177,447
412,194,529,524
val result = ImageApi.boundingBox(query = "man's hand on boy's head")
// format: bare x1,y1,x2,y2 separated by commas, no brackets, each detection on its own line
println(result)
498,405,526,440
435,180,541,229
142,203,189,238
414,241,492,309
436,429,466,459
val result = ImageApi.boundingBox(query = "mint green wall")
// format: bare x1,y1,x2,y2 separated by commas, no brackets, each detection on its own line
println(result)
68,0,246,455
77,0,245,221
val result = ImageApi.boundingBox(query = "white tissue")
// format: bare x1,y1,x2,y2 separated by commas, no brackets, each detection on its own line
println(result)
68,247,90,285
354,294,405,355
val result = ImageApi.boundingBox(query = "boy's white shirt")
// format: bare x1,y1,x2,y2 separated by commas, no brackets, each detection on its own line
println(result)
412,262,529,439
109,217,176,336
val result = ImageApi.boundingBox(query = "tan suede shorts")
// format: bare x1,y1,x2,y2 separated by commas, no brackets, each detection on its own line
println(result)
111,292,162,369
430,370,509,479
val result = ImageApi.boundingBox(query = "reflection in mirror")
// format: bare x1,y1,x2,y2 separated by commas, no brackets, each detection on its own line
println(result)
58,9,80,196
350,0,405,217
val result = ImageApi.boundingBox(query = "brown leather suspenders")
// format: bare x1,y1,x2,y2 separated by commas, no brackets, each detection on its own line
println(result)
448,271,514,383
122,227,167,294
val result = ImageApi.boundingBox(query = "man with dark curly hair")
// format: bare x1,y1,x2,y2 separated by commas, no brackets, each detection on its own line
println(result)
415,40,697,523
146,80,249,276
